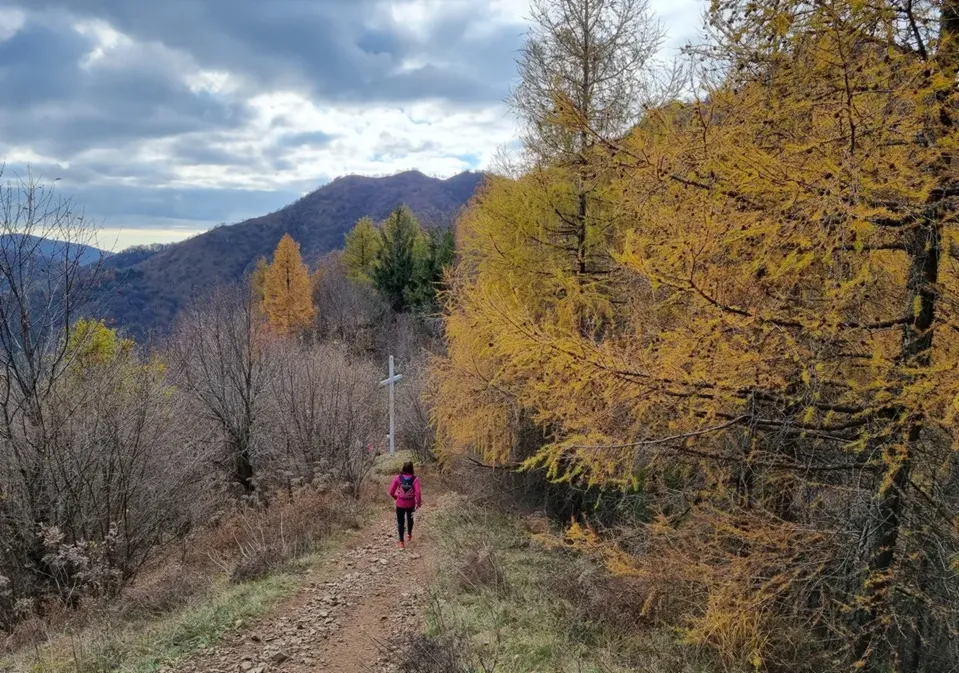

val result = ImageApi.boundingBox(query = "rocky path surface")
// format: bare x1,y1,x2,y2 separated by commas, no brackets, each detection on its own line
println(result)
167,496,443,673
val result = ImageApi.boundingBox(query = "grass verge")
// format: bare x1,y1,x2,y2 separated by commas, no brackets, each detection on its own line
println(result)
408,497,714,673
4,539,351,673
1,494,364,673
373,449,416,478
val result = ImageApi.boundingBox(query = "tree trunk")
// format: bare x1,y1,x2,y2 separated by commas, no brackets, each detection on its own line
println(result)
233,426,255,493
852,4,957,665
853,211,941,672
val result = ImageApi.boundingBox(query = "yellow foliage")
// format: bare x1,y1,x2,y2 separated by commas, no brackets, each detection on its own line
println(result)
67,318,134,371
343,216,381,283
432,0,959,668
262,234,316,335
250,257,268,305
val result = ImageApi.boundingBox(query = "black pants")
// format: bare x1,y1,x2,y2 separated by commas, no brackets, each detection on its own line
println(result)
396,506,415,541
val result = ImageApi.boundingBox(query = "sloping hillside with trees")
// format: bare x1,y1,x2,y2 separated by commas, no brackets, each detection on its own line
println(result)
5,0,959,670
95,170,483,340
0,169,446,658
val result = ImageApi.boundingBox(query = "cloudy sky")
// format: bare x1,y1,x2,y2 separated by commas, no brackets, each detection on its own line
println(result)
0,0,701,251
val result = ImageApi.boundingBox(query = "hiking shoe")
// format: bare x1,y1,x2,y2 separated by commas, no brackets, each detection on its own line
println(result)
398,541,405,549
407,533,413,543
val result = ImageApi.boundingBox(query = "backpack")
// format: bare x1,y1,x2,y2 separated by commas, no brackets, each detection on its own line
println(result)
397,474,415,501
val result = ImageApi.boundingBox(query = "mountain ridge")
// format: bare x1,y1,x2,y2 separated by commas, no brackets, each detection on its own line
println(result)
96,169,486,339
1,233,112,267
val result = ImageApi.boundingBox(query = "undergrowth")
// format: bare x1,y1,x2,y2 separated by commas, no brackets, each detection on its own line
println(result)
411,497,716,673
19,571,300,673
0,485,366,673
373,450,417,478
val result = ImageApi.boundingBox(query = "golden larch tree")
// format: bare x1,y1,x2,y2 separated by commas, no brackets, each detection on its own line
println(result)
432,0,959,669
250,256,268,303
262,234,316,334
343,216,382,283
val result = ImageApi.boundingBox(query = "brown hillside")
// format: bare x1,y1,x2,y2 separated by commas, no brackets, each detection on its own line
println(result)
97,170,484,340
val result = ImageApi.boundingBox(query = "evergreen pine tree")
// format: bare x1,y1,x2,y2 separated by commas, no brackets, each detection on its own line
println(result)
405,227,456,312
371,206,422,312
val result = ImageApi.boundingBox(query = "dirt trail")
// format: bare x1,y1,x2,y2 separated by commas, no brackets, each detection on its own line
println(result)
167,491,447,673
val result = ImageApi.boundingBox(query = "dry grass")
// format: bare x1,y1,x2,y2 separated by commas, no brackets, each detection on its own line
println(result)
0,483,368,673
392,632,476,673
546,564,655,633
10,572,304,673
382,593,501,673
422,495,717,673
454,546,508,595
2,604,77,655
373,449,417,477
204,485,363,581
111,564,211,622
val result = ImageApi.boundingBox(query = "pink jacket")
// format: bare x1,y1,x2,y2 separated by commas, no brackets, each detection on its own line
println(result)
389,474,422,509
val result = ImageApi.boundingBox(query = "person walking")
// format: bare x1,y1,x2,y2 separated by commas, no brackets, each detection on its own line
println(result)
389,461,421,549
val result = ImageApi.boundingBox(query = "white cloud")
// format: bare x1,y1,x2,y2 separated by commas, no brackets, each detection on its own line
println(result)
3,146,69,170
466,0,528,38
184,69,239,95
0,6,25,41
651,0,703,49
156,92,516,191
384,0,440,39
2,0,705,248
73,18,131,68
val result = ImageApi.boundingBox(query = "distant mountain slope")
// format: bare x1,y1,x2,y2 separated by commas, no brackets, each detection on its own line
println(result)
1,233,111,267
102,242,173,270
96,170,485,339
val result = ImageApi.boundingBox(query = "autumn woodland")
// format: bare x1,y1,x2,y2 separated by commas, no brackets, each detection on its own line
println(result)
3,0,959,671
430,0,959,669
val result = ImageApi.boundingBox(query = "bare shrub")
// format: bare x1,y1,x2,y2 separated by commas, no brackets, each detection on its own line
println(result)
204,486,357,582
454,546,508,595
392,633,477,673
374,312,437,365
269,341,380,497
0,176,180,624
230,547,283,584
38,524,124,608
42,349,201,575
396,360,436,462
0,321,201,625
169,285,274,494
313,252,388,350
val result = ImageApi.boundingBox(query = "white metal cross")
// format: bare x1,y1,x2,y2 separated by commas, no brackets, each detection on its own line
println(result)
378,355,403,456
